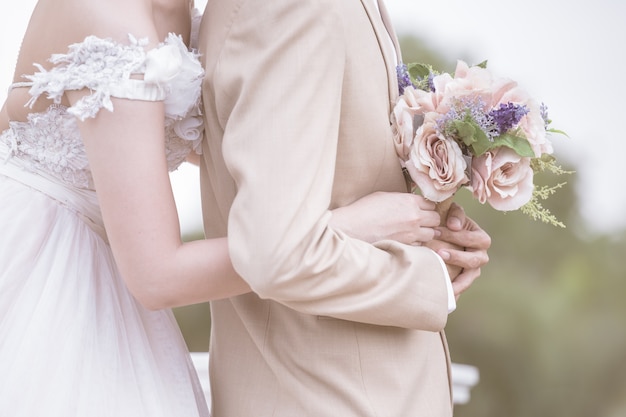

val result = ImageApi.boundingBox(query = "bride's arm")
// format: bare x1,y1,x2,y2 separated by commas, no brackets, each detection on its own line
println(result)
77,93,449,310
74,96,243,309
79,96,488,312
0,102,9,132
329,191,441,245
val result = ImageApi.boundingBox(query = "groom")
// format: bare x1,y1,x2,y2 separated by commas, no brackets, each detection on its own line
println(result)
197,0,489,415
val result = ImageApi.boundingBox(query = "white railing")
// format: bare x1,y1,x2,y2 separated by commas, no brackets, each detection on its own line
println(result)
190,353,479,408
449,362,480,405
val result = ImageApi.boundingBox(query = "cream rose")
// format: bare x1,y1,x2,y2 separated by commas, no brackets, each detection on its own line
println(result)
470,146,534,211
405,114,469,202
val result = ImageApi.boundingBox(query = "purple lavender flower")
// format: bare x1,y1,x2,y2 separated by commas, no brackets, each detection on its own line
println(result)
489,102,529,135
463,97,492,133
437,96,493,140
444,97,490,131
427,73,436,92
396,64,413,95
540,102,550,129
437,106,460,134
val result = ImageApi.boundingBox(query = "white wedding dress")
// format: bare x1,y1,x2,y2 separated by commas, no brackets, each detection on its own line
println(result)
0,25,210,417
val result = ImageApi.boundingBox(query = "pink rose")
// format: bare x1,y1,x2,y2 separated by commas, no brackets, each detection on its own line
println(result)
490,77,520,107
450,61,554,158
451,61,494,93
437,61,520,116
405,114,469,202
442,61,499,109
420,72,454,113
497,87,553,157
391,85,448,162
391,86,421,161
470,147,534,211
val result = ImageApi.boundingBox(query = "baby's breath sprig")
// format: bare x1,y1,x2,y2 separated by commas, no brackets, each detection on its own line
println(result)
522,155,573,227
530,154,573,177
521,183,568,227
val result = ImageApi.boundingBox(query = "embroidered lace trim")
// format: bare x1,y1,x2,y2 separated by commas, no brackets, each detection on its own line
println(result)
1,32,204,190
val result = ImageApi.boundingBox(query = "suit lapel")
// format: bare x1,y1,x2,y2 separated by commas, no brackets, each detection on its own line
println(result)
359,0,401,107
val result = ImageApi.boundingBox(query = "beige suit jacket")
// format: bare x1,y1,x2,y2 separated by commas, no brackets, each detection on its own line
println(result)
198,0,453,415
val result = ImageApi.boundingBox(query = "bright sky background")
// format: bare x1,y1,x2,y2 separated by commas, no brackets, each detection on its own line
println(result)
2,0,625,235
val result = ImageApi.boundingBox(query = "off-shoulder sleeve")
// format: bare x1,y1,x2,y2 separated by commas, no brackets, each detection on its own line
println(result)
25,33,204,122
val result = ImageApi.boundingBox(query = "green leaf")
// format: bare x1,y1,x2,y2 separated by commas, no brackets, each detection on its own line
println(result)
548,128,569,138
488,132,536,157
407,63,438,91
467,128,492,155
407,62,432,81
449,120,479,146
445,119,492,155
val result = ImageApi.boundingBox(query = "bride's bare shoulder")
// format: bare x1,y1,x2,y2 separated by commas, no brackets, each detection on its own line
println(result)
17,0,156,73
15,0,191,76
6,0,159,119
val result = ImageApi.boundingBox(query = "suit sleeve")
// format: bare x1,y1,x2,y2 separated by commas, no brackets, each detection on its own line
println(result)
214,0,449,331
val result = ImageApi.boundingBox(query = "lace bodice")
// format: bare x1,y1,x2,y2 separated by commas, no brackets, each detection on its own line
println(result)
0,31,204,190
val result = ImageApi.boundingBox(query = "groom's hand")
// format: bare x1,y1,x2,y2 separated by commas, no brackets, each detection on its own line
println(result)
434,203,491,299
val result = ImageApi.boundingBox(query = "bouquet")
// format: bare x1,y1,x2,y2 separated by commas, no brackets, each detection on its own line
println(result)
391,60,569,227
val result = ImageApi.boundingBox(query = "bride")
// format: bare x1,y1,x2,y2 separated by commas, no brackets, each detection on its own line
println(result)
0,0,487,415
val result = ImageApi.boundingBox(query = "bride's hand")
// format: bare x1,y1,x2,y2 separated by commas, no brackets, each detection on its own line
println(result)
329,191,441,245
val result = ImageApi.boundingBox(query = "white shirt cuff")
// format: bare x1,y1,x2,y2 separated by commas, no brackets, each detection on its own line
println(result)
434,253,457,314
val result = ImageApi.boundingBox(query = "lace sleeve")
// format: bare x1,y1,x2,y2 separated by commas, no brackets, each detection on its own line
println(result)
25,33,204,122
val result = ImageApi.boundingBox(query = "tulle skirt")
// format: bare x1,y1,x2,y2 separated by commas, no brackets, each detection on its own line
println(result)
0,171,210,416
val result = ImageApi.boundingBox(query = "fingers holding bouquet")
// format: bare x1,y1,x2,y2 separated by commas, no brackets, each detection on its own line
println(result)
330,190,488,299
432,203,491,299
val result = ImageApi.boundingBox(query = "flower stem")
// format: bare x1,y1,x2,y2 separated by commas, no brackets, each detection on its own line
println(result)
435,195,455,227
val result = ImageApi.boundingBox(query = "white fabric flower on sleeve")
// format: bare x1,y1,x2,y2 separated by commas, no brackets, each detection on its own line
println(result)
172,114,204,153
159,34,204,121
144,45,183,85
